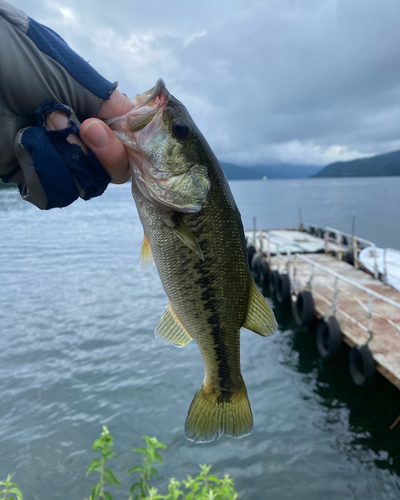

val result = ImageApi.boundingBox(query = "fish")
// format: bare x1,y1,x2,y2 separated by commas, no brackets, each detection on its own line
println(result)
108,79,277,443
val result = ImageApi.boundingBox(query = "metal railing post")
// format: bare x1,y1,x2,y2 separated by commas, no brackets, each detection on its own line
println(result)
366,294,374,345
383,248,388,282
292,253,298,294
337,231,343,261
353,236,359,269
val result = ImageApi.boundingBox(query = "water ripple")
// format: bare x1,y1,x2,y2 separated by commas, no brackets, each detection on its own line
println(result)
1,182,400,499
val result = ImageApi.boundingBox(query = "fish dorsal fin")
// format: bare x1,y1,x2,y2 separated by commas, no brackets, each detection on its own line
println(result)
155,302,193,347
166,218,204,261
140,232,154,271
243,279,277,336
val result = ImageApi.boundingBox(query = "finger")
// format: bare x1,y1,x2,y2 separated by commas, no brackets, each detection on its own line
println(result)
46,110,89,153
80,118,131,184
96,89,135,119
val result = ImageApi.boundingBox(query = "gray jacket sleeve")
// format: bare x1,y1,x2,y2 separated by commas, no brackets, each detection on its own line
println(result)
0,0,117,209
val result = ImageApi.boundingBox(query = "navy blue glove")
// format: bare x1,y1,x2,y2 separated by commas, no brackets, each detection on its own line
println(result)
0,0,115,209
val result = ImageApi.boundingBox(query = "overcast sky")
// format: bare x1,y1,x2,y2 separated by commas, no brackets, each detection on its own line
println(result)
9,0,400,167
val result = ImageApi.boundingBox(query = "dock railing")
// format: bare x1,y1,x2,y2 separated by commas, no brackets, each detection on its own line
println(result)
303,223,379,277
291,253,400,344
247,224,399,288
311,227,400,285
258,231,291,274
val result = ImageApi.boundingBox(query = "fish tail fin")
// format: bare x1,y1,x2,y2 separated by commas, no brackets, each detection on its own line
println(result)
185,379,253,443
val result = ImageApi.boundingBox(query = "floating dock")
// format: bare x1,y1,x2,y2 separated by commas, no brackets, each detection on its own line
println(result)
246,224,400,390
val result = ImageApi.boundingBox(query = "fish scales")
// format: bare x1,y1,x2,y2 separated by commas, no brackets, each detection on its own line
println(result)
109,79,277,442
140,166,249,394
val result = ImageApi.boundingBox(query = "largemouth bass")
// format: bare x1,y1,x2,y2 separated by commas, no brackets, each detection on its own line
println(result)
108,79,277,443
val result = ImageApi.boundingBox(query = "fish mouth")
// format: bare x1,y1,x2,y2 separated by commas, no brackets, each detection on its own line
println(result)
131,78,167,109
105,79,169,131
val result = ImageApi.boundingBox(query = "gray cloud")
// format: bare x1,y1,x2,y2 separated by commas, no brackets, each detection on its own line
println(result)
9,0,400,166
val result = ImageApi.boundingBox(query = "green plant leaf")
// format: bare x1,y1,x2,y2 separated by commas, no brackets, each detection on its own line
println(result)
92,438,104,451
206,475,220,483
103,492,114,500
133,447,147,454
127,465,143,475
102,449,117,461
130,482,140,493
103,469,121,486
91,482,101,499
86,458,102,476
199,464,211,475
8,486,24,497
150,467,160,478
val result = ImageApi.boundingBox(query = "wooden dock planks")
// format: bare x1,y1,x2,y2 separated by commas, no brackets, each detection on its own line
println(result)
270,253,400,390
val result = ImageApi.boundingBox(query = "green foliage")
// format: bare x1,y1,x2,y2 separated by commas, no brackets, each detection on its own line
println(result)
84,425,121,500
0,474,23,500
138,463,238,500
1,427,238,500
84,429,237,500
128,436,166,500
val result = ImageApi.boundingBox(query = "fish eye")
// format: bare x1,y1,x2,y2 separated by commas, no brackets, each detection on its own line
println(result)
171,120,190,140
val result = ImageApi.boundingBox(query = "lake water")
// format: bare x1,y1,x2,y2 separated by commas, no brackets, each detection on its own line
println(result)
1,177,400,500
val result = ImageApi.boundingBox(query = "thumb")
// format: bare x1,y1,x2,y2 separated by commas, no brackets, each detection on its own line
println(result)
80,118,131,184
81,89,134,184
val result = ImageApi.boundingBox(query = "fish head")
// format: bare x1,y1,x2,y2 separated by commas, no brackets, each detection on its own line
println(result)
108,79,211,213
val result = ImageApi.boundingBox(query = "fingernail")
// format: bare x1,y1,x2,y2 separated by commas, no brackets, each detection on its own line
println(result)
82,121,110,149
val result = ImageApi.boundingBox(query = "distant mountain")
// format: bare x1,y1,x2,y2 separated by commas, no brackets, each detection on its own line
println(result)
220,162,263,180
312,149,400,178
255,163,323,179
220,162,322,180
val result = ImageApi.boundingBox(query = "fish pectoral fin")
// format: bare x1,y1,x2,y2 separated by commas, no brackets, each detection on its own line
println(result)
140,232,154,271
166,218,204,261
155,302,193,347
243,279,277,336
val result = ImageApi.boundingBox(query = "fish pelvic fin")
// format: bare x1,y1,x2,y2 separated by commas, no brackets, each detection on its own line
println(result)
185,379,253,443
155,302,193,347
243,278,277,336
140,232,154,271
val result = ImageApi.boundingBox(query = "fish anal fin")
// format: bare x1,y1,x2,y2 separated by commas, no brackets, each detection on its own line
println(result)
140,232,154,271
185,378,253,443
166,218,204,261
243,279,277,336
155,302,193,347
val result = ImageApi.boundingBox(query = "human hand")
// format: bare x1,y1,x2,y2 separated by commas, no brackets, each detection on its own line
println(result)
47,90,134,186
0,0,133,209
